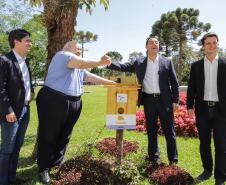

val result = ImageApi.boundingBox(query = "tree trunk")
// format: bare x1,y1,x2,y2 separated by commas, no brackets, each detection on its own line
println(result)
43,1,79,66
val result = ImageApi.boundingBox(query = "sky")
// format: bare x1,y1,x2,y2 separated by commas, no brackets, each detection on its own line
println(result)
76,0,226,61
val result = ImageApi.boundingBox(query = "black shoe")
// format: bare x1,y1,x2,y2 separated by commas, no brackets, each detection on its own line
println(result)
9,177,29,184
196,170,212,181
39,170,50,184
215,179,225,185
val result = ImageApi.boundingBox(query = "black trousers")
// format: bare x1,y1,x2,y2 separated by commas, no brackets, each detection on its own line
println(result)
36,87,82,172
142,93,178,162
196,103,226,180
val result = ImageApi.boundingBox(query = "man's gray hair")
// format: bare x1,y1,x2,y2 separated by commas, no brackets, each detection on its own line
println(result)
62,40,77,51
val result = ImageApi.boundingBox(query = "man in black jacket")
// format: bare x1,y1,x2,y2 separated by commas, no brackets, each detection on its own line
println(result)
187,33,226,185
107,35,179,165
0,29,34,185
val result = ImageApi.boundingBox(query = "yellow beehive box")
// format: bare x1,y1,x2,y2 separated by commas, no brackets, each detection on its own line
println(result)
105,83,141,129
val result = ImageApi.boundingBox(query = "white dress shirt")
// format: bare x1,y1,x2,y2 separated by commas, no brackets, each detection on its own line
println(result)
13,50,31,103
204,55,219,102
142,55,160,94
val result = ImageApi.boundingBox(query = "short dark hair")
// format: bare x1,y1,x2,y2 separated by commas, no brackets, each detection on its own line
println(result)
201,32,219,46
8,29,31,49
146,35,159,45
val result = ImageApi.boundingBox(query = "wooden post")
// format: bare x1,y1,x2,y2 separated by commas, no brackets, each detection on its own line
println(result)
116,129,123,165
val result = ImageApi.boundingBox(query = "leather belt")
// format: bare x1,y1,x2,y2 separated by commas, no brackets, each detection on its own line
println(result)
151,93,160,98
143,92,160,98
44,86,81,102
205,101,218,107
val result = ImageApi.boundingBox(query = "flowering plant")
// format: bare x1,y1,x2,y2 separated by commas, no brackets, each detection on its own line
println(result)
136,110,146,131
96,137,139,156
148,162,194,185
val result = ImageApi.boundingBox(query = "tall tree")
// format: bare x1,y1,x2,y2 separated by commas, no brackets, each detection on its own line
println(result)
104,51,123,77
106,51,123,63
74,30,98,57
0,0,34,54
128,51,144,63
218,47,226,57
0,0,34,30
0,0,48,79
173,45,199,84
151,8,211,84
23,15,48,80
90,50,123,77
25,0,109,65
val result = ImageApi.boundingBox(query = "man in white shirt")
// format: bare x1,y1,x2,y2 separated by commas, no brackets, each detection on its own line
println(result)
0,29,34,185
107,35,179,165
187,32,226,185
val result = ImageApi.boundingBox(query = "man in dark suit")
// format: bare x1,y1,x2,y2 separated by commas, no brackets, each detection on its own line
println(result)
187,33,226,185
107,35,179,164
0,29,34,185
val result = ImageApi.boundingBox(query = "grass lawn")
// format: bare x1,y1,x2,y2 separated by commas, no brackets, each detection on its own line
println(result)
14,85,215,185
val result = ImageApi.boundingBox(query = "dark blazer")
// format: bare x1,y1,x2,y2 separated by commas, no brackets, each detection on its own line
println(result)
107,55,179,107
0,51,34,122
187,56,226,116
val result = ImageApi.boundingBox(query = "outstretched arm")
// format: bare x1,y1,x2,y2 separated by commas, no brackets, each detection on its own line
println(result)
84,70,116,85
67,54,111,69
107,61,136,73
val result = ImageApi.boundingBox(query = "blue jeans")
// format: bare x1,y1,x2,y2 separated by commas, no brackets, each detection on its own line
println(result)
0,106,30,185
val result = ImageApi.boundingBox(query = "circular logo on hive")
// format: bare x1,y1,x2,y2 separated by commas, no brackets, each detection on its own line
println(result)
118,107,124,114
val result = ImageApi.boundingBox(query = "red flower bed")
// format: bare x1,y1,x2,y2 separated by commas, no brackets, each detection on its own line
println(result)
148,163,194,185
174,106,197,137
136,92,198,137
96,137,139,156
